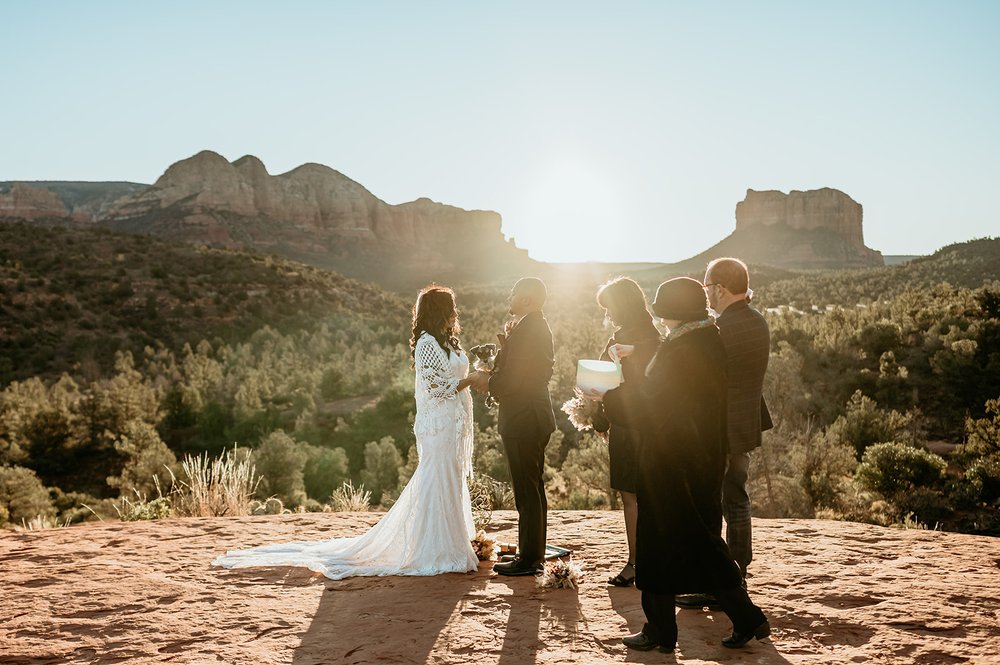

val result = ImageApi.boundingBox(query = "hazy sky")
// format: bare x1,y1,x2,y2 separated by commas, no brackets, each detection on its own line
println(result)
2,1,998,262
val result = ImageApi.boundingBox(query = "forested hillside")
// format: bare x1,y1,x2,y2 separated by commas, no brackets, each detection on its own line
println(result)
1,227,997,536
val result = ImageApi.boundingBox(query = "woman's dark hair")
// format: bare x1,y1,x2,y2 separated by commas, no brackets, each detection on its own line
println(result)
410,284,462,362
596,277,653,329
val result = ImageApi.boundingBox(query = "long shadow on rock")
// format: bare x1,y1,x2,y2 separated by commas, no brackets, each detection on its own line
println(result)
292,570,489,665
495,577,543,665
608,586,645,634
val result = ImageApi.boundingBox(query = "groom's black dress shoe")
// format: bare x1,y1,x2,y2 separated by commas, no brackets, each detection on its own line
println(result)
493,558,542,576
721,620,770,648
622,632,659,651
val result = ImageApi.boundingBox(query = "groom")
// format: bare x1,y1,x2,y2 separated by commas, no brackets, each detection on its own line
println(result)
470,277,555,576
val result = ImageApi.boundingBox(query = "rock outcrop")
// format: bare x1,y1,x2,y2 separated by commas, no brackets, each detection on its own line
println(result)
736,188,866,245
668,188,883,272
102,151,530,285
0,183,82,222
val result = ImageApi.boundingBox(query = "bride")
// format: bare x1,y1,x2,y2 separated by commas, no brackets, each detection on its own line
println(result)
213,285,482,579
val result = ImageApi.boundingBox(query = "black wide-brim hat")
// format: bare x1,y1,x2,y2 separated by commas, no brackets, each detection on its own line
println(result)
651,277,709,321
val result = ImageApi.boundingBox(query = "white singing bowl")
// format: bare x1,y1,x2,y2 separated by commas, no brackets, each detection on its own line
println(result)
576,359,622,393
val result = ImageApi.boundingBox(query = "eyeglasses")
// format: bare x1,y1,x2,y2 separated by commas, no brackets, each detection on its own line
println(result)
702,282,723,290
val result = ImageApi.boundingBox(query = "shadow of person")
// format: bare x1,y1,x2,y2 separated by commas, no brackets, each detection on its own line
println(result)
491,574,584,665
607,588,677,664
673,607,797,664
290,567,489,665
495,577,544,665
608,586,645,634
609,590,796,664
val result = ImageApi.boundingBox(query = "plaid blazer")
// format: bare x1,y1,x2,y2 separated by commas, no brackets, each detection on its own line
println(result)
716,300,770,454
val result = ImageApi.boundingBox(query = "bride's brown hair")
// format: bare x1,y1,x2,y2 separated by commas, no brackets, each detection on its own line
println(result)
410,285,463,363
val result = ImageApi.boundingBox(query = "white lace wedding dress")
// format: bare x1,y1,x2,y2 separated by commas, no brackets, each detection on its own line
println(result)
212,332,478,579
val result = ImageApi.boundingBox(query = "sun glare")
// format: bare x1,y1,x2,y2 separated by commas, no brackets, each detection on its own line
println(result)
517,158,625,263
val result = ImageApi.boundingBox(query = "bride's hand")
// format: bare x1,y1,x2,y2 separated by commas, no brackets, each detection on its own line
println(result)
465,371,490,394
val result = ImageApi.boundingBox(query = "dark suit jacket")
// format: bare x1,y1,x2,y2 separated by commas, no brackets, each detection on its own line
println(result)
488,310,556,441
716,300,771,454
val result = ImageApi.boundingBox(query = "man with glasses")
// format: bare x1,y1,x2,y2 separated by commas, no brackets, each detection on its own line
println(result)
677,257,771,609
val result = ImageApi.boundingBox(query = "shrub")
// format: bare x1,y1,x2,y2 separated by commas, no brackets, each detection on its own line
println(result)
249,496,287,515
254,430,308,507
302,445,349,501
470,473,515,513
329,480,371,512
895,487,951,527
107,419,177,497
792,430,857,510
0,465,55,525
750,474,815,518
360,436,401,505
965,453,1000,503
810,482,896,526
830,391,922,458
50,488,104,525
962,397,1000,459
116,492,173,521
855,442,947,497
170,446,261,517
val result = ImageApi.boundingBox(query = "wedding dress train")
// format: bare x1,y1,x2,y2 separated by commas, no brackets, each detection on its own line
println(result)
212,332,478,579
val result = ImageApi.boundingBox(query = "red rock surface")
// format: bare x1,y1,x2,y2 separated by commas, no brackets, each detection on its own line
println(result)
2,511,998,664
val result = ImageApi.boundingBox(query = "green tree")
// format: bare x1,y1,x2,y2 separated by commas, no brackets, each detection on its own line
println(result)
0,465,55,525
302,445,349,501
829,391,921,458
107,419,177,497
360,436,402,505
254,430,308,507
855,442,947,498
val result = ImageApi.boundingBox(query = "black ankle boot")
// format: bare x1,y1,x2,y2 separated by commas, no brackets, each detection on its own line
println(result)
721,620,770,648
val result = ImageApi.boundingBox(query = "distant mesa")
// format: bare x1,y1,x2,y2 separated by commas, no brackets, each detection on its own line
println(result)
0,182,76,221
0,180,147,222
668,188,884,272
2,156,883,284
1,151,531,287
102,150,532,285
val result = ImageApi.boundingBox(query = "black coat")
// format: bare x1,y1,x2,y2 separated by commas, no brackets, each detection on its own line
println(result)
488,311,556,441
603,325,743,594
598,320,661,447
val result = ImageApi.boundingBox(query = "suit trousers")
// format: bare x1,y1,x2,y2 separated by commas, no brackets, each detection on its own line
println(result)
722,452,752,575
502,433,550,564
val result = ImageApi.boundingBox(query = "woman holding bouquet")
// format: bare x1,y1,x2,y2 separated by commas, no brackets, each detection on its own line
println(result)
602,277,769,653
594,277,660,587
213,285,485,580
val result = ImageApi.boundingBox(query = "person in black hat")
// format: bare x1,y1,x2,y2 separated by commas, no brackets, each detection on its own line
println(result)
601,277,770,653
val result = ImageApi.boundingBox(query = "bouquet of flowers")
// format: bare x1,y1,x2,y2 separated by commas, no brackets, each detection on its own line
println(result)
469,343,499,408
471,529,498,561
536,556,585,590
561,389,610,432
469,343,498,372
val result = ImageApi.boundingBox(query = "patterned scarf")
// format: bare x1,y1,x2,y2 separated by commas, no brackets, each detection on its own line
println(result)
666,317,716,341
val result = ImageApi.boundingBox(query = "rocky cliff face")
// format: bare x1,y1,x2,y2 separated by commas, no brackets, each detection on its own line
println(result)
668,188,883,272
736,188,866,246
0,183,83,222
101,151,529,285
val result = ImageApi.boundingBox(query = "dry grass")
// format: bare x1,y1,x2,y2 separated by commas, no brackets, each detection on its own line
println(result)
168,446,262,517
329,480,371,512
